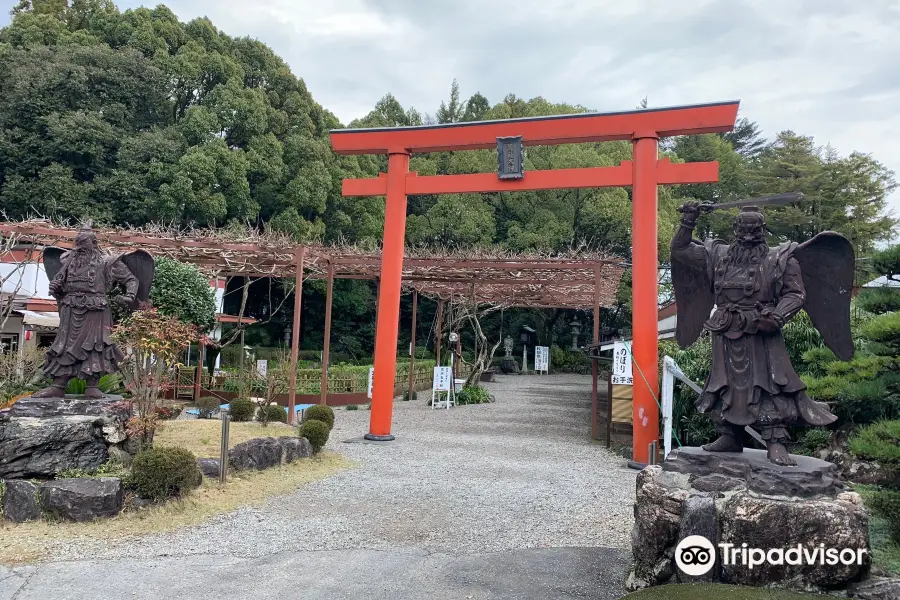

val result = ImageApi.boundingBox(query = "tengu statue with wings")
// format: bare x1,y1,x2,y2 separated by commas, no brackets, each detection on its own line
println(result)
31,224,154,400
671,201,855,466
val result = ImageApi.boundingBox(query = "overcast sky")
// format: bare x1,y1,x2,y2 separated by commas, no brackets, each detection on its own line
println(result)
3,0,899,219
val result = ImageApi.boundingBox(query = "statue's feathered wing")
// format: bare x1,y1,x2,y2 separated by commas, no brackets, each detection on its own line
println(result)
119,250,155,309
42,247,66,283
671,240,717,348
792,232,855,361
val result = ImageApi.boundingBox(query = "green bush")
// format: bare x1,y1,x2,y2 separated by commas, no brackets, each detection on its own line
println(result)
869,489,900,544
129,447,201,501
195,396,220,419
257,404,287,423
549,346,590,374
850,420,900,465
228,398,255,422
402,390,417,401
456,385,493,405
795,428,831,455
304,404,335,430
299,419,330,453
345,404,359,411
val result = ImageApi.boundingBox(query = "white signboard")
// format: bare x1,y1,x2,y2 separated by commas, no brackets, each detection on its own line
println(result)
611,341,633,385
535,346,550,374
432,366,453,392
256,359,268,378
367,367,374,399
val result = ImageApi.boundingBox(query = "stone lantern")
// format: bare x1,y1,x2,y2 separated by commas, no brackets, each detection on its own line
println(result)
569,319,582,350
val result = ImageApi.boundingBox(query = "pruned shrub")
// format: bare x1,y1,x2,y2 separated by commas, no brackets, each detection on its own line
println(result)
305,404,335,430
402,390,417,401
868,489,900,544
850,420,900,465
229,398,255,422
346,404,359,411
257,404,287,424
129,447,202,501
299,419,330,453
196,396,220,419
456,385,493,405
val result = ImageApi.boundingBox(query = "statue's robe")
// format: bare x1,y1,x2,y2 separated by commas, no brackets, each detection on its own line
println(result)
44,254,138,379
671,239,836,441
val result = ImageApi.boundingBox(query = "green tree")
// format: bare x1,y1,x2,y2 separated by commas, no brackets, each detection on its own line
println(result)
149,257,217,331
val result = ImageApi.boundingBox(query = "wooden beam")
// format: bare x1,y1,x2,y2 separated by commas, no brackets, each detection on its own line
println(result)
330,101,740,155
341,159,720,197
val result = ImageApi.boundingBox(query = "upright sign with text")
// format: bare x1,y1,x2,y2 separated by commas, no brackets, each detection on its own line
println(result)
611,341,633,385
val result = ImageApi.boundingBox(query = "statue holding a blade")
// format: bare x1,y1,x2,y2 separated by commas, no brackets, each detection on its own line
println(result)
670,192,855,465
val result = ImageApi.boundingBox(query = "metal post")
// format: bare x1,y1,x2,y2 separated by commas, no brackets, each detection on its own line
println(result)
591,265,601,440
288,246,306,425
435,300,444,366
320,260,334,406
648,440,658,466
219,409,230,484
408,289,418,402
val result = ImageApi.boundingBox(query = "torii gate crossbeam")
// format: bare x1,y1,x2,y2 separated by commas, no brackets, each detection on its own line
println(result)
330,101,739,464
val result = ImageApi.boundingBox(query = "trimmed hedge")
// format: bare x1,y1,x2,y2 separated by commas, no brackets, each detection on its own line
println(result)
305,405,335,430
130,447,201,501
229,398,255,422
299,419,330,453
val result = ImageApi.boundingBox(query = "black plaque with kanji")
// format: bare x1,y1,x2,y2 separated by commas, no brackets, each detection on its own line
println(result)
496,135,524,180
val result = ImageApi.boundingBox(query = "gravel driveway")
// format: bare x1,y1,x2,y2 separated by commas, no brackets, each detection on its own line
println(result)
7,373,639,599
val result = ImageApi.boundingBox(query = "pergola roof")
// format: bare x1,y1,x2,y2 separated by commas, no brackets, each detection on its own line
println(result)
321,248,625,309
0,220,625,310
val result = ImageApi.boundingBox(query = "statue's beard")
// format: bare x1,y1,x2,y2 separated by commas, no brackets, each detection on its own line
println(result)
71,248,100,270
727,241,768,268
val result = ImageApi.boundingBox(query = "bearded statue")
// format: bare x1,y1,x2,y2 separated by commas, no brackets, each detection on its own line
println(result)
671,202,855,466
32,225,154,400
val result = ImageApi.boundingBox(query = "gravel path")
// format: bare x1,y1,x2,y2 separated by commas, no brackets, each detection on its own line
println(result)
54,373,637,560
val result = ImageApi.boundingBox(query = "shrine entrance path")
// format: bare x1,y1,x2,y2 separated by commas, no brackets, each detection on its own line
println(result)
3,374,637,600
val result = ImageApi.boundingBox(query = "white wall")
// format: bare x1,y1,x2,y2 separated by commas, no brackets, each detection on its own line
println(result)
0,263,50,298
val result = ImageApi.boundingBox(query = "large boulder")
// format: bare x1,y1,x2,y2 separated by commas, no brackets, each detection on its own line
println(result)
2,479,41,523
39,477,123,522
0,396,132,479
627,450,872,595
228,437,283,471
227,436,313,471
719,492,870,588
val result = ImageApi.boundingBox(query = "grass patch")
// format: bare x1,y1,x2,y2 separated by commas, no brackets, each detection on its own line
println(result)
623,583,823,599
856,484,900,576
1,453,351,565
153,420,295,457
1,419,352,565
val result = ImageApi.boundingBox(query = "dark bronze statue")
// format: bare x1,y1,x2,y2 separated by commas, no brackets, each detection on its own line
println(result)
671,201,855,465
32,225,154,399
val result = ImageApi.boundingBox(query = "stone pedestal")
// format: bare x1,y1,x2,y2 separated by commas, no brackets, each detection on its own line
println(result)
0,395,132,479
627,447,871,594
499,357,520,374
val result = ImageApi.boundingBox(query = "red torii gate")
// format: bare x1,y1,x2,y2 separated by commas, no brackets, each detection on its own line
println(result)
330,101,739,464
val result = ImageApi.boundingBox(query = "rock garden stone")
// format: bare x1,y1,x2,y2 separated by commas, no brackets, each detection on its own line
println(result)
0,396,132,479
280,437,312,463
628,450,872,595
229,437,283,471
848,576,900,600
196,458,221,478
39,477,124,522
2,479,41,523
